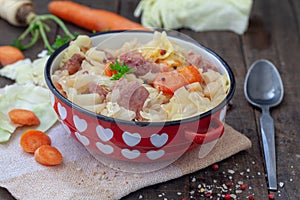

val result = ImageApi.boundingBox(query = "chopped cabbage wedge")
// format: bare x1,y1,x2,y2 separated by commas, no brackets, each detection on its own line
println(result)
0,56,49,87
135,0,253,35
0,83,58,143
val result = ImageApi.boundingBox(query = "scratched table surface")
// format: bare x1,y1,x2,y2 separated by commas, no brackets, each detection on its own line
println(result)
0,0,299,199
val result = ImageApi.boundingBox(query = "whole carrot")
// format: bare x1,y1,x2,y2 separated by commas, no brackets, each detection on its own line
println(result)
0,46,25,66
48,1,149,31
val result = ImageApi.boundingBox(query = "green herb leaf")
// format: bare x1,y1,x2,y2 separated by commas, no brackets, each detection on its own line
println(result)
51,33,79,51
110,61,134,80
51,35,69,50
11,39,25,51
10,14,77,53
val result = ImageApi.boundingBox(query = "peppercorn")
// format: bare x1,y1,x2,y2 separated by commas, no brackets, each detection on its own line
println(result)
160,49,167,55
205,192,211,197
224,193,231,200
240,184,247,190
225,182,233,188
268,193,275,199
212,163,219,171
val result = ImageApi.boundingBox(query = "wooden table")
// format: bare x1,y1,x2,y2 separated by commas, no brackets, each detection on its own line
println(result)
0,0,299,199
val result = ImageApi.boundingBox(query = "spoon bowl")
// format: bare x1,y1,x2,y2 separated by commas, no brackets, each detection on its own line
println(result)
244,59,284,108
244,59,284,191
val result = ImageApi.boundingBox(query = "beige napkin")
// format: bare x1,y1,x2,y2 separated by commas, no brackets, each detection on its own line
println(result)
0,122,251,200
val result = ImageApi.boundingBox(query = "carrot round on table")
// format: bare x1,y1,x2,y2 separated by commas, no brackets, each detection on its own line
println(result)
20,130,51,153
48,1,149,31
8,109,40,126
0,46,25,66
34,145,63,166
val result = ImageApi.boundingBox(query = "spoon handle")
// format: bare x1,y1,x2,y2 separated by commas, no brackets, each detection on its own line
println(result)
260,108,277,190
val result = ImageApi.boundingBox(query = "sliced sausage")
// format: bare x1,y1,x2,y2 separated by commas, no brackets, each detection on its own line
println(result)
119,52,168,83
88,82,109,97
119,52,150,76
187,52,218,72
187,51,202,68
116,80,149,119
61,53,85,75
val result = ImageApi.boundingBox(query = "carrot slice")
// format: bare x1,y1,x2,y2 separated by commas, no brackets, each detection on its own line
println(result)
34,145,63,166
0,46,25,66
177,65,202,84
8,109,40,126
153,65,203,95
104,62,117,77
153,71,188,95
20,130,51,153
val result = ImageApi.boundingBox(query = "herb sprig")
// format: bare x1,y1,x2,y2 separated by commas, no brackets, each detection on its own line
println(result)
51,33,79,50
110,61,134,80
11,14,76,54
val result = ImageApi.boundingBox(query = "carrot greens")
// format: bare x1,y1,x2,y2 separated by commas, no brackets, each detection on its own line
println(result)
51,33,79,50
11,14,76,54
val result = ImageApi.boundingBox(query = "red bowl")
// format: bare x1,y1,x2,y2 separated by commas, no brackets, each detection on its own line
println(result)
45,31,235,164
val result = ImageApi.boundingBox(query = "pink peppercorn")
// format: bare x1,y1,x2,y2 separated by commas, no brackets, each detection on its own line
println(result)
248,194,255,200
240,184,247,190
225,182,233,188
212,163,219,171
160,49,167,55
268,193,275,199
205,192,211,197
224,194,231,200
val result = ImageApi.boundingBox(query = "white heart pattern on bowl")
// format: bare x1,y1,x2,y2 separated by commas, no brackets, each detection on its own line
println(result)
150,133,168,148
96,125,114,142
122,132,141,147
146,150,165,160
73,115,87,132
121,149,141,159
57,102,67,120
75,132,90,146
96,142,114,154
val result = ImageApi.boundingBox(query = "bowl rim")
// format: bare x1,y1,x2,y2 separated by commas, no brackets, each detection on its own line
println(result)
45,30,235,127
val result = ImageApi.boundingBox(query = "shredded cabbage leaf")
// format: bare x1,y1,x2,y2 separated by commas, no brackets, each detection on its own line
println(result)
0,56,49,87
0,83,58,143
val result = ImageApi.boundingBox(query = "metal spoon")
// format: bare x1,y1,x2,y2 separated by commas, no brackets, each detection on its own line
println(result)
244,59,284,190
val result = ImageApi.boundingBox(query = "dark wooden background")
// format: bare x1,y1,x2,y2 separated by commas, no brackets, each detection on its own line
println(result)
0,0,299,199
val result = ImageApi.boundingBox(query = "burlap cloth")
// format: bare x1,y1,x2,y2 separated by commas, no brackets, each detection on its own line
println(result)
0,122,251,200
